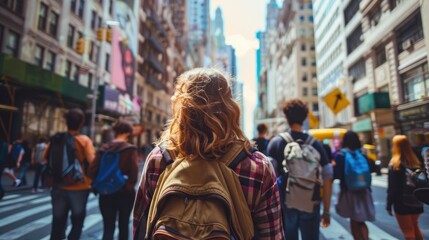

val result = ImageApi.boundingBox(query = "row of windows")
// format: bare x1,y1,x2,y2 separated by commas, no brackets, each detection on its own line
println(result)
299,3,313,10
0,0,24,16
302,87,318,97
315,8,339,45
34,44,56,72
317,44,342,75
38,3,59,37
299,15,314,23
0,25,20,57
316,26,341,61
301,57,317,67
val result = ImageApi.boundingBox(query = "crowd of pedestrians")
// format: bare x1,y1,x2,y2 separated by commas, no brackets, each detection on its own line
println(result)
0,68,428,240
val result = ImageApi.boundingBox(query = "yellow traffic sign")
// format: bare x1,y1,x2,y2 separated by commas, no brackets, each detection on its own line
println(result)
308,111,319,129
323,88,350,115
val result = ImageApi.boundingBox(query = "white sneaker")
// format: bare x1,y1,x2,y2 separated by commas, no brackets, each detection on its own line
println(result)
14,179,22,187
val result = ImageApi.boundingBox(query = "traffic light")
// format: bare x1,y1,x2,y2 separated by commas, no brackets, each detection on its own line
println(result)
97,28,104,41
106,28,112,43
76,38,85,55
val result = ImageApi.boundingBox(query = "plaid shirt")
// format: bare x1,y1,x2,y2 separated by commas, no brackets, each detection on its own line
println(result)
133,147,284,239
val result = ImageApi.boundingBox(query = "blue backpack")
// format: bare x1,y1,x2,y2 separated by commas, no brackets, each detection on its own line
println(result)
342,149,371,191
92,146,136,194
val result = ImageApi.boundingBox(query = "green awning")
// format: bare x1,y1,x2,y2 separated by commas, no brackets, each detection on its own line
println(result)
352,118,373,132
0,54,90,103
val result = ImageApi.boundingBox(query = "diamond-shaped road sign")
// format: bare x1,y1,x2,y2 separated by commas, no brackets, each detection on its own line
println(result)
323,88,350,115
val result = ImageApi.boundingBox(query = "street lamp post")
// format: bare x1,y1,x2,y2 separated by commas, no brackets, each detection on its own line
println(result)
89,20,119,141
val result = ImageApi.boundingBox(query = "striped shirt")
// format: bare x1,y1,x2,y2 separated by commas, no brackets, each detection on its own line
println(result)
133,147,284,239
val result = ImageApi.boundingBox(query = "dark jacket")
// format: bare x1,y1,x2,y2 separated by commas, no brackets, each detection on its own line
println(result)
386,165,424,215
88,141,139,192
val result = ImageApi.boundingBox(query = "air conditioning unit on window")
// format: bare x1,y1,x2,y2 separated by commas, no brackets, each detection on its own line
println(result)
402,39,412,50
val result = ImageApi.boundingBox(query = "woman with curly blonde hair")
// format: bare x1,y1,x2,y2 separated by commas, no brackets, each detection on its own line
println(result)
133,68,283,239
387,135,424,240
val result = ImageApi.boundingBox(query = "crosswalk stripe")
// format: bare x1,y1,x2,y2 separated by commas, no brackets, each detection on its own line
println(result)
1,194,20,201
320,216,353,240
367,222,398,240
320,217,399,240
0,195,51,212
39,199,100,240
0,194,39,207
0,203,51,227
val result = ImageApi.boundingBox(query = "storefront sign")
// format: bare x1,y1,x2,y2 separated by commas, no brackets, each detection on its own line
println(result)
397,104,429,121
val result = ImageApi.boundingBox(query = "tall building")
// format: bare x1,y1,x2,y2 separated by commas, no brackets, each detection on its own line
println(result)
254,0,281,136
138,0,187,146
212,7,236,77
0,0,119,144
186,0,212,67
313,0,429,165
313,0,352,129
259,0,317,134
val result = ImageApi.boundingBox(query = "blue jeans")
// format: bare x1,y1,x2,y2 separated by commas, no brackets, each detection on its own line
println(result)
33,163,46,189
18,162,30,185
50,188,90,240
283,204,321,240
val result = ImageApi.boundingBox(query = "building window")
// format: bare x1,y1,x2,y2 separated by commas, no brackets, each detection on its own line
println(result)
88,73,93,89
347,25,363,54
369,6,382,28
49,11,59,37
301,44,306,51
300,15,305,22
301,58,306,66
98,16,102,28
302,73,308,82
299,3,304,9
309,15,314,22
312,87,318,96
73,64,80,81
344,0,360,25
91,10,97,29
375,47,386,67
78,0,85,18
109,0,113,15
34,45,44,67
65,60,72,79
38,2,48,31
71,0,77,12
303,87,308,96
308,3,313,9
401,63,429,102
67,25,75,48
310,45,315,51
312,103,319,112
348,59,366,81
105,53,110,72
2,0,23,15
45,51,56,71
311,58,316,66
5,30,19,57
312,73,317,81
89,41,95,61
147,110,152,122
397,13,424,53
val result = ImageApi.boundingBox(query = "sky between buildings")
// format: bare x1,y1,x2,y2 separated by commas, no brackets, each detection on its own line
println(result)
210,0,275,138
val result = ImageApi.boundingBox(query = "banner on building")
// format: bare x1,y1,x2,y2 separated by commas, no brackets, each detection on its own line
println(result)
110,0,138,115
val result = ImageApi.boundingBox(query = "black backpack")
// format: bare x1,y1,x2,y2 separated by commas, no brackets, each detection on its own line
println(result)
43,133,84,187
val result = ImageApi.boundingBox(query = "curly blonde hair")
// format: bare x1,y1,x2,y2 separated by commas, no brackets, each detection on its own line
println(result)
157,68,251,161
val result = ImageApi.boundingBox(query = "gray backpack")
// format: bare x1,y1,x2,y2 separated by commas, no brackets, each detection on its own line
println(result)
280,132,321,213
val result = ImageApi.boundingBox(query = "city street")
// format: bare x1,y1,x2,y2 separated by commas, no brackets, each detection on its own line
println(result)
1,171,428,240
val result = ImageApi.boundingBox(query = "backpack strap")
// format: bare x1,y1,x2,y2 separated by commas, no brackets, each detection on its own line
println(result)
304,135,316,146
279,132,294,143
228,147,257,169
158,144,257,169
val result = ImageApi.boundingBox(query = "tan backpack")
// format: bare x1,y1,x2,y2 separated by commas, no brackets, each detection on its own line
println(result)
145,142,254,240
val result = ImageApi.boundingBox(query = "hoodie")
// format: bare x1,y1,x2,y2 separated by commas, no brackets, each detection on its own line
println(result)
88,141,139,192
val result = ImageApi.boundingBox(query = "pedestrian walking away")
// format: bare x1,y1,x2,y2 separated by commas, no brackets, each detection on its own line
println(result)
18,139,31,186
387,135,424,240
252,123,270,155
32,137,48,193
267,98,334,240
88,120,139,240
133,68,284,239
334,131,376,240
44,108,95,240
